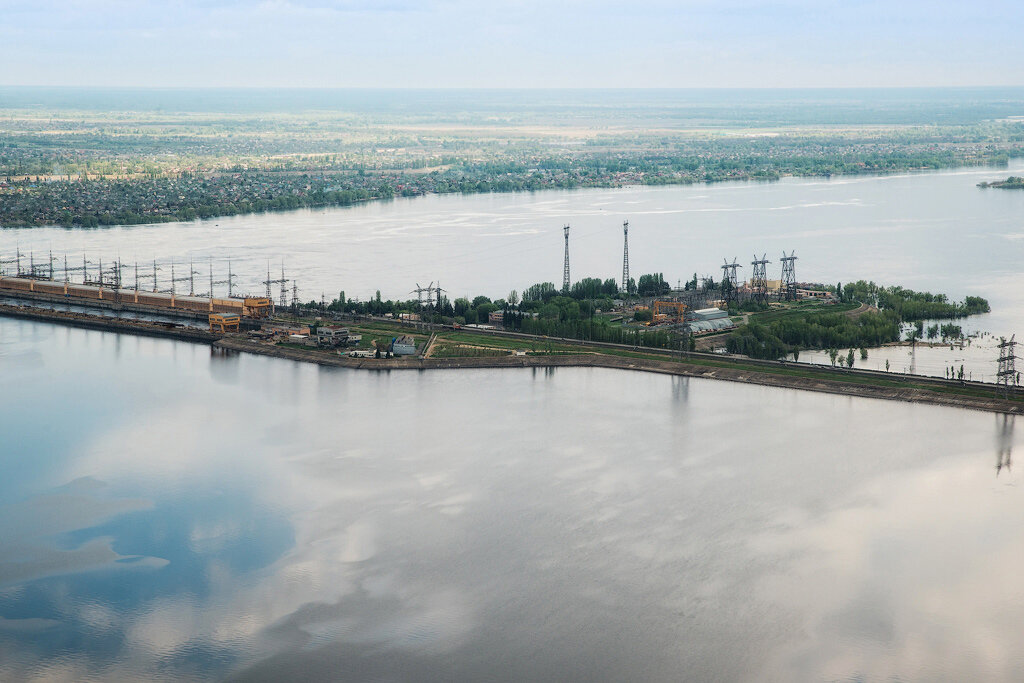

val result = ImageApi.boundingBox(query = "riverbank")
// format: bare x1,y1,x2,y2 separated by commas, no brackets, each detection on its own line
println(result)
215,336,1024,416
0,303,222,343
4,303,1021,415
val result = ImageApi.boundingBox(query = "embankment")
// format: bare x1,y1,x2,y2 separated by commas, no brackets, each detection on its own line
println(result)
215,337,1024,416
0,303,222,343
3,304,1021,415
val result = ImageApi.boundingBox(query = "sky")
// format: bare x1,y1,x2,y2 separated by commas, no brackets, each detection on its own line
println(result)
1,0,1022,89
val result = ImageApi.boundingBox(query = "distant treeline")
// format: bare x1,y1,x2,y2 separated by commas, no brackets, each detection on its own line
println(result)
3,132,1023,227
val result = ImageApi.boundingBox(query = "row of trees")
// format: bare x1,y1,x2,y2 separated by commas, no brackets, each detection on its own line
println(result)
312,274,689,352
836,280,989,320
727,281,991,360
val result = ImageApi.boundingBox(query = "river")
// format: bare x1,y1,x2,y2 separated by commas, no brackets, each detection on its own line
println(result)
4,162,1023,379
1,317,1023,681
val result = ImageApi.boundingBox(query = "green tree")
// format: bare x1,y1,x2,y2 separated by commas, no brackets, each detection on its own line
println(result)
633,309,653,322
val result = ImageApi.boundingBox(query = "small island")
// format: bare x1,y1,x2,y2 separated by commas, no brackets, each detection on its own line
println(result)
978,176,1024,189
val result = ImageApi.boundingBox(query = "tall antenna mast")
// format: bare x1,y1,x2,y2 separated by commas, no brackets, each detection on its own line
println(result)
562,224,571,291
621,220,630,294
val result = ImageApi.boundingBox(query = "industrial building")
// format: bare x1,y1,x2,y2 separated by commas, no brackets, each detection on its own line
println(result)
209,312,240,333
315,325,349,348
687,307,736,334
391,335,417,356
0,275,273,318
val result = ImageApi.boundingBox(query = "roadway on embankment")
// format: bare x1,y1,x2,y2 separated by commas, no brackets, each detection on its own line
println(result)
3,303,1021,416
214,337,1024,416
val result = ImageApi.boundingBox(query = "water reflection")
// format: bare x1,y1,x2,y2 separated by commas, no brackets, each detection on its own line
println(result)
209,346,241,385
4,318,1024,681
671,375,689,402
997,414,1015,476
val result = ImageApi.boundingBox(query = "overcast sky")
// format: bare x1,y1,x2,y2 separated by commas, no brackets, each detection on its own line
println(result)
2,0,1021,88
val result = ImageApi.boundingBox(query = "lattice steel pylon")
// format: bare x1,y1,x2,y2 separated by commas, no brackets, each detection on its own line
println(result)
997,335,1018,398
562,224,571,291
621,220,630,294
779,250,797,301
751,253,771,303
262,261,288,307
720,258,742,304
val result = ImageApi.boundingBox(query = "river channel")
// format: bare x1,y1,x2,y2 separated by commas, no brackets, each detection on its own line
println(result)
4,161,1024,379
2,317,1024,681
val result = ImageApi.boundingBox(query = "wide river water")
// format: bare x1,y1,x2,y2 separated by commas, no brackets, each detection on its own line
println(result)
4,161,1024,379
3,166,1024,680
2,317,1024,681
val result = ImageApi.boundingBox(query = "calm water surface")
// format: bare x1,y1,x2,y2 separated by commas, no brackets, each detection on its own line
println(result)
5,162,1024,378
2,317,1024,681
4,162,1023,322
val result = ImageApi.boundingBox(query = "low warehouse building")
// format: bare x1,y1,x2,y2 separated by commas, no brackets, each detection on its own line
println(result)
391,335,417,356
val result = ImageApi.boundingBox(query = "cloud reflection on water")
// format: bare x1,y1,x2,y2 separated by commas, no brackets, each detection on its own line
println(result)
2,320,1024,681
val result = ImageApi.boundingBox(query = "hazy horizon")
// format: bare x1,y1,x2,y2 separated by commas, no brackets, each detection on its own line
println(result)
3,1,1022,89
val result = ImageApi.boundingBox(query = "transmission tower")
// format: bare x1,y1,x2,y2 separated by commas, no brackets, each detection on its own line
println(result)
997,335,1018,398
562,224,571,291
751,253,771,303
168,261,193,295
280,263,288,308
720,258,742,304
26,250,54,280
0,248,20,277
203,258,235,298
621,220,630,294
187,258,199,296
62,254,90,284
262,261,289,308
436,282,447,311
779,250,798,301
411,282,435,307
148,259,161,292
